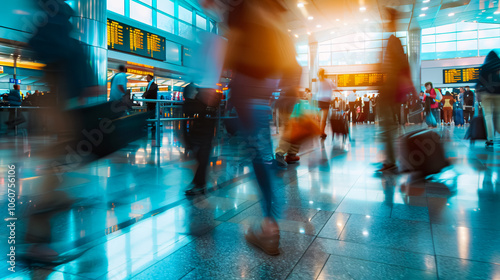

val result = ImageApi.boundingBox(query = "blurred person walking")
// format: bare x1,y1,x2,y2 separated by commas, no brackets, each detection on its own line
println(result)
424,82,438,128
4,84,25,129
201,0,300,255
454,92,464,127
463,85,475,123
347,90,357,122
441,91,455,125
475,50,500,147
142,74,158,134
377,8,416,172
315,68,334,139
109,65,128,102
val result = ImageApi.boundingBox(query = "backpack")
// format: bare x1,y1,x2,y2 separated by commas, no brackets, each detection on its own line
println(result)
435,88,443,102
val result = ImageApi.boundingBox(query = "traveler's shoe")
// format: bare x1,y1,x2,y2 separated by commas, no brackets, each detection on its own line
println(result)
245,218,280,256
185,185,206,196
377,163,398,172
285,154,300,164
486,140,494,147
275,153,288,168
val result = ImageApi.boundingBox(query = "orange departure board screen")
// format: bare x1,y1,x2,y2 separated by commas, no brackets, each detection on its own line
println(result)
337,73,385,87
443,67,481,84
107,19,166,61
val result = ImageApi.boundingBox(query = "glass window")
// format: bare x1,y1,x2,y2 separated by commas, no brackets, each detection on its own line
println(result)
365,50,382,64
179,21,194,40
297,54,308,67
135,0,152,6
457,40,478,51
157,0,174,15
365,40,382,49
297,44,309,53
479,37,500,50
157,12,175,34
318,44,330,52
196,14,207,30
422,27,435,35
382,32,395,39
165,40,181,64
399,37,407,46
422,35,435,44
436,42,456,52
479,29,500,39
178,5,192,24
107,0,124,15
130,1,152,25
436,33,456,42
422,43,436,53
365,32,382,40
436,24,456,33
318,52,331,66
457,22,477,31
396,31,407,38
457,31,477,40
332,51,348,65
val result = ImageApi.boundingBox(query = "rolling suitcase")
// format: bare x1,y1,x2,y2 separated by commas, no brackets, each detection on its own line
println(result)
398,129,449,176
408,104,424,124
464,116,487,143
330,111,349,140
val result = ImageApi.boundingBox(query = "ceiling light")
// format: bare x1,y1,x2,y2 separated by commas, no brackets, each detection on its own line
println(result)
307,32,311,35
421,7,428,10
294,34,299,38
316,25,322,28
495,11,500,14
297,3,304,8
487,16,493,19
360,7,366,11
423,0,430,2
336,18,340,21
344,23,348,26
476,16,480,18
308,16,314,20
419,13,426,17
364,18,369,21
473,20,477,23
330,31,335,34
448,13,455,16
288,29,291,32
482,10,486,12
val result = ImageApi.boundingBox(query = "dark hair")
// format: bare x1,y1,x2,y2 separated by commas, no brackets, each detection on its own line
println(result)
465,86,470,89
118,65,126,72
424,82,433,88
147,74,154,79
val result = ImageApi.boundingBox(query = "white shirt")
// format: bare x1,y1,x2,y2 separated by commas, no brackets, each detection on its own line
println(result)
347,92,357,102
363,97,370,102
109,72,128,101
316,79,335,102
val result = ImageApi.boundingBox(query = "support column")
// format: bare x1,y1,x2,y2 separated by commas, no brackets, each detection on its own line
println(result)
71,0,108,102
309,41,318,91
408,28,421,93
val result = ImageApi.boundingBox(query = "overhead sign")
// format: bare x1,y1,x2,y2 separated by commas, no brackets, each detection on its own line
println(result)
443,67,481,84
107,19,166,61
9,78,21,84
336,73,386,87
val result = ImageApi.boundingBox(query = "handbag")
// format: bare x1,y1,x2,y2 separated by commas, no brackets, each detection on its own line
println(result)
285,100,321,144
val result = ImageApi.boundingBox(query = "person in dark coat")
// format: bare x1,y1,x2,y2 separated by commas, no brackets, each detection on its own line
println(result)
476,50,500,146
463,86,475,123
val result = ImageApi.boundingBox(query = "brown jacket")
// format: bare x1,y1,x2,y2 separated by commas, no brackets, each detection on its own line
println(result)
441,95,455,109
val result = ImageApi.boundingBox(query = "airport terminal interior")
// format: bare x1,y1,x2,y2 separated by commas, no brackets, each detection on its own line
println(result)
1,0,500,279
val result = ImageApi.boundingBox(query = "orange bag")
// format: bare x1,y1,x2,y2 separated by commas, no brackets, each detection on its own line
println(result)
284,115,322,144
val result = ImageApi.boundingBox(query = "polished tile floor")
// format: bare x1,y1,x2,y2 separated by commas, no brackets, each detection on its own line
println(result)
1,122,500,280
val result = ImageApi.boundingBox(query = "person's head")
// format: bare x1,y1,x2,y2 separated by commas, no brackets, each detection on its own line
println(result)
465,86,470,91
420,91,424,96
353,89,357,94
459,87,464,93
13,84,20,90
147,74,154,82
305,88,310,93
118,65,126,73
317,68,325,81
364,94,367,98
446,91,450,96
424,82,433,91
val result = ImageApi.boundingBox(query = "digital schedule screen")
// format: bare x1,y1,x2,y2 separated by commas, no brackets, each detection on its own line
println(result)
443,67,481,84
337,73,385,87
107,19,166,61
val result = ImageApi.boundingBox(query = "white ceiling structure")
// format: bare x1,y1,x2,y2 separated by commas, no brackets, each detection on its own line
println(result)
284,0,500,42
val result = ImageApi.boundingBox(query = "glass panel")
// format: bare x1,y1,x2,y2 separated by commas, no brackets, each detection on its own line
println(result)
196,14,207,30
318,52,331,66
479,37,500,49
135,0,152,6
318,44,330,52
436,33,456,42
332,51,348,65
382,32,395,39
365,32,382,40
365,50,382,64
178,5,192,24
422,43,436,53
332,43,350,51
400,37,407,45
365,40,382,49
107,0,124,15
478,23,498,30
457,40,478,51
436,42,457,52
457,22,477,31
179,21,194,40
165,40,181,64
457,31,477,40
396,31,407,37
422,27,435,35
296,44,308,53
157,0,174,15
422,35,435,44
130,1,152,25
157,12,175,34
479,29,500,39
297,54,308,67
435,23,456,33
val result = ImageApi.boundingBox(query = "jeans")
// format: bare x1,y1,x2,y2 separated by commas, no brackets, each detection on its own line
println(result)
231,74,279,219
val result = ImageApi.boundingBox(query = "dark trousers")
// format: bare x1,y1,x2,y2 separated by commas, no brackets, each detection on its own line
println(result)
349,102,357,122
464,108,473,123
188,118,215,186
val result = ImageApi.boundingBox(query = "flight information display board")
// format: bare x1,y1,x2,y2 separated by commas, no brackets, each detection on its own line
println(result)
443,67,481,84
107,19,166,61
337,73,386,87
